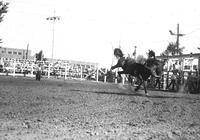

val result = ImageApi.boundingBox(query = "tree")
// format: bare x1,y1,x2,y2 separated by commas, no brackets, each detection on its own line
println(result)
35,50,44,61
0,1,8,22
161,42,185,56
0,1,9,46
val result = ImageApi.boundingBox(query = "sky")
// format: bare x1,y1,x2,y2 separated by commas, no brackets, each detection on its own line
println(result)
1,0,200,68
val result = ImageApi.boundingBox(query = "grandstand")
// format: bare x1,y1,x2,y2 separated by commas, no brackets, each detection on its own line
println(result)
0,47,100,80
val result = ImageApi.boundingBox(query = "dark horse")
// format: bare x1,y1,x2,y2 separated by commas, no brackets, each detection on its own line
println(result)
111,48,159,95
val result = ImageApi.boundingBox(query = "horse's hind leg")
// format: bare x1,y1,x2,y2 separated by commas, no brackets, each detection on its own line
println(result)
135,75,143,91
143,81,149,95
135,81,142,91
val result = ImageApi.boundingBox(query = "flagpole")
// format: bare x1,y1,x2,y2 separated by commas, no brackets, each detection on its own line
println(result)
134,46,137,59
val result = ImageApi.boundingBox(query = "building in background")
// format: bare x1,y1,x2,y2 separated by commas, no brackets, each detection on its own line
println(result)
0,47,98,69
0,47,34,61
157,53,200,72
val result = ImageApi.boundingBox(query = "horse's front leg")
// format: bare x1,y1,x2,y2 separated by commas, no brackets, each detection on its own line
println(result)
118,71,125,77
111,64,120,70
135,74,143,91
114,71,124,82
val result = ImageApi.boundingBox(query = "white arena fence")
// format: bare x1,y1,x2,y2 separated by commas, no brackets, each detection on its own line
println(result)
0,59,110,82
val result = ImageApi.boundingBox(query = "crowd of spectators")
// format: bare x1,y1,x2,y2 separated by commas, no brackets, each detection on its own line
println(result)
0,59,99,80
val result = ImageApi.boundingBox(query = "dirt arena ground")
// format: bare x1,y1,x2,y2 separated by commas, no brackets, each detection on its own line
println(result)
0,76,200,140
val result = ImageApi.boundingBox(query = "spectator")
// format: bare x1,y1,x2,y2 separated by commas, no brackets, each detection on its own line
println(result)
184,71,192,93
36,64,42,81
167,70,178,91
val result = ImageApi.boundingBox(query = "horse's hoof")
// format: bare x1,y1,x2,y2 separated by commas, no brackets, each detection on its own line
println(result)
145,93,149,96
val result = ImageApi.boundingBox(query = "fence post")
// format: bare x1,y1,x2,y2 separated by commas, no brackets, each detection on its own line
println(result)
64,64,67,80
31,62,34,77
122,74,125,85
104,69,107,83
96,67,99,82
80,65,83,80
115,70,118,84
163,72,167,90
13,60,16,77
59,68,61,78
48,63,50,78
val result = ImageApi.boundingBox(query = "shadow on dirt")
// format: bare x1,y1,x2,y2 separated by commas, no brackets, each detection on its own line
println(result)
70,89,200,100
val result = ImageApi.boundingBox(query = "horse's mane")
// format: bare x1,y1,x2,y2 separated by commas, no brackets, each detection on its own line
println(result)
114,48,124,58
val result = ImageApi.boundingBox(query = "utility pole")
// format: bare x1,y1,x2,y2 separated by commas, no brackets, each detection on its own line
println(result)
169,24,185,54
176,24,180,51
169,24,185,83
111,43,114,67
198,48,200,76
26,43,29,60
46,10,60,59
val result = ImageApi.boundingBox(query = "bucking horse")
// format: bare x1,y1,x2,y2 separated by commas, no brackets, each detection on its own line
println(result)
110,48,161,95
